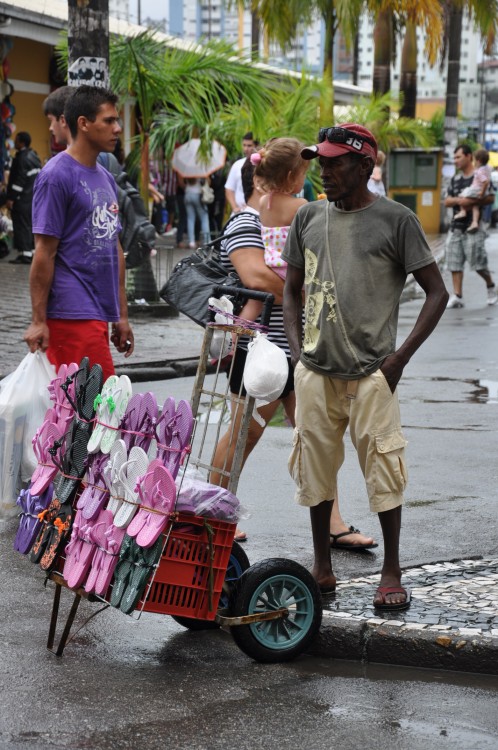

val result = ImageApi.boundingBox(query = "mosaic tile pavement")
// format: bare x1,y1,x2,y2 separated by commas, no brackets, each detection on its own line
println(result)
322,558,498,638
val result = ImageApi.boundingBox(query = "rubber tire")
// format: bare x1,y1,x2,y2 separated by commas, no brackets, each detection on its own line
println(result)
229,558,322,663
171,540,250,631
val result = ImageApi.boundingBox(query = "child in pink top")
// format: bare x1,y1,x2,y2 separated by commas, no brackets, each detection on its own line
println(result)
240,137,308,321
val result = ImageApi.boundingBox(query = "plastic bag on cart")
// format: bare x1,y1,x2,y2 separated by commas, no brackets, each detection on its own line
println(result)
175,467,250,522
243,331,288,425
0,351,54,518
208,295,234,361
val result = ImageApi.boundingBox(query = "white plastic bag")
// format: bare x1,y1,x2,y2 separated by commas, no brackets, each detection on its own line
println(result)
208,295,234,361
0,351,55,517
243,332,288,425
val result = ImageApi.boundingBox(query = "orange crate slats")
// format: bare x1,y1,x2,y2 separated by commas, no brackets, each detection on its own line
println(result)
141,513,236,620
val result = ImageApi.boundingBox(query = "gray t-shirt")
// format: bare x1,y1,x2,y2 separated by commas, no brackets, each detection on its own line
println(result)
281,196,435,379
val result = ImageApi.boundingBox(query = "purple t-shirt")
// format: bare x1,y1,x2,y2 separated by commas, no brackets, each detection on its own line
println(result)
32,151,121,322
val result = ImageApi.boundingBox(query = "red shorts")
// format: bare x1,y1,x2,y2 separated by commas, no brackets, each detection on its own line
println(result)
46,319,115,381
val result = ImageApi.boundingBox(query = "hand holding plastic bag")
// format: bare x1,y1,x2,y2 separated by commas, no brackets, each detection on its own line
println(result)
0,351,55,518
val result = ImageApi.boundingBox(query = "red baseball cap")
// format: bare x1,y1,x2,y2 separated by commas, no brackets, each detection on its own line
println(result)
301,123,378,161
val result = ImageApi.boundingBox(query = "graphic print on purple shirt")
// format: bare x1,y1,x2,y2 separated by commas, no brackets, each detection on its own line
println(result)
32,151,121,322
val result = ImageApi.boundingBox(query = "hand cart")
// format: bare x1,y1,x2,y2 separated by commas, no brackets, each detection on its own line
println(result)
46,287,322,663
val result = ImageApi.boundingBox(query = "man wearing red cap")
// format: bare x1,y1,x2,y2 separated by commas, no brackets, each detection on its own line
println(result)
282,124,448,610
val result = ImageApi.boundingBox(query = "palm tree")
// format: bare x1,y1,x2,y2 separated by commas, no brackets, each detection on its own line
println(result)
441,0,497,162
108,32,274,197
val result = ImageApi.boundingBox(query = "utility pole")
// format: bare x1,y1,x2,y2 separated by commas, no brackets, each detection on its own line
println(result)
67,0,110,88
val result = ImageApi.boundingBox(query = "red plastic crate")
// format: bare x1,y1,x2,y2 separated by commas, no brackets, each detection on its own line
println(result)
141,513,236,620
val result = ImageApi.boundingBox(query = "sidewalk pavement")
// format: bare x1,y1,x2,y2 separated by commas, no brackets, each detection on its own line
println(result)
2,231,498,674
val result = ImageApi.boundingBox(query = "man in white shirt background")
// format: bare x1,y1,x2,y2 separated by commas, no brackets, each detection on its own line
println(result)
224,132,258,214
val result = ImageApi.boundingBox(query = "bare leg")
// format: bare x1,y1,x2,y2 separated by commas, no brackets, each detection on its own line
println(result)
468,204,480,231
451,270,464,296
310,500,336,591
372,505,407,606
477,268,495,287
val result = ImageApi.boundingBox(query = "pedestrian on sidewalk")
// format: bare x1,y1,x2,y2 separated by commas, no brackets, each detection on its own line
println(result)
6,131,41,264
445,144,498,309
23,85,134,379
224,132,258,215
283,124,448,609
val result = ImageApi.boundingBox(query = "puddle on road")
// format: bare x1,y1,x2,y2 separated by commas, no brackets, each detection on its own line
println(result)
402,377,498,405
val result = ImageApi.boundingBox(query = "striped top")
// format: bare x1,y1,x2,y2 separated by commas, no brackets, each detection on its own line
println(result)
219,210,290,356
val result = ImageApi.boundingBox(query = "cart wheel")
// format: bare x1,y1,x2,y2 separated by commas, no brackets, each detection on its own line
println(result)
229,558,322,663
171,541,250,631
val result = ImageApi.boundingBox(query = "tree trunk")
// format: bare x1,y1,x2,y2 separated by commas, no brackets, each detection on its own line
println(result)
322,6,336,120
373,10,392,97
444,5,463,160
251,9,260,60
399,20,417,118
67,0,110,88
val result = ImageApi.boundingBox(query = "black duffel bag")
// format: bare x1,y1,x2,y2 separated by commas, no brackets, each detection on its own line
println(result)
160,217,260,326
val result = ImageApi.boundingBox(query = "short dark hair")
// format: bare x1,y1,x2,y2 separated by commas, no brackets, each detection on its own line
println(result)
455,143,472,157
16,131,31,147
64,85,119,138
241,157,255,202
474,148,489,165
43,85,73,118
242,132,254,142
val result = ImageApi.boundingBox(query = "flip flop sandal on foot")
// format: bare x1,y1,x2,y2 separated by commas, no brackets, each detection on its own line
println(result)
330,526,379,551
14,483,54,554
119,536,163,614
374,586,412,611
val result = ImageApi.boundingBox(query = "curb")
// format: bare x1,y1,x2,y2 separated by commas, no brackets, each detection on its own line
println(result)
305,556,498,675
310,615,498,674
116,357,213,382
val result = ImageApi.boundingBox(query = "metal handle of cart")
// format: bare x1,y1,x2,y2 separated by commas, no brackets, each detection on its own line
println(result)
211,285,274,329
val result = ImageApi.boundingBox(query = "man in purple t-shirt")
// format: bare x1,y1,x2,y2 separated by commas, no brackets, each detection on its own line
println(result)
23,85,134,379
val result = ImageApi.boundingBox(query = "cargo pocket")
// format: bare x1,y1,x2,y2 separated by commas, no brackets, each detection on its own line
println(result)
288,428,303,487
372,430,408,496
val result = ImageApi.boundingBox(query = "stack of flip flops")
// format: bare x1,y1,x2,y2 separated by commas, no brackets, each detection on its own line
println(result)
15,361,246,616
59,395,193,606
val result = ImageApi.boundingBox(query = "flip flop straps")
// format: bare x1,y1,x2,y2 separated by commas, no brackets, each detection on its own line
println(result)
136,478,172,519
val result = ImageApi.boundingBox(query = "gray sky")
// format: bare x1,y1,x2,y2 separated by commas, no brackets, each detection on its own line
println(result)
130,0,168,24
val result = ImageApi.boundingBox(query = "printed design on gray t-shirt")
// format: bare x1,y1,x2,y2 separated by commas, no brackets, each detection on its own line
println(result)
303,246,337,353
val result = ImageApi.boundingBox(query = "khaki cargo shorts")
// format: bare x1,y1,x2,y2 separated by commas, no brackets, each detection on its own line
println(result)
288,362,407,513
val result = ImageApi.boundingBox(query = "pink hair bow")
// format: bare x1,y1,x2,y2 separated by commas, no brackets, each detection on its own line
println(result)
250,152,262,165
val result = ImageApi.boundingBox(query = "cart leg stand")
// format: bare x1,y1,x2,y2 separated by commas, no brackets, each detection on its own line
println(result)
47,581,82,657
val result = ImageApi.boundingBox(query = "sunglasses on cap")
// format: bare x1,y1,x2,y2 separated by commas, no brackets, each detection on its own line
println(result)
318,126,376,150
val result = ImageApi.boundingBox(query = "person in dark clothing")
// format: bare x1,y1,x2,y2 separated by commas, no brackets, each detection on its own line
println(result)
6,132,42,264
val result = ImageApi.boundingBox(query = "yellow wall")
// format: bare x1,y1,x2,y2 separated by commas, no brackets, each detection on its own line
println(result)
8,38,53,162
388,151,443,234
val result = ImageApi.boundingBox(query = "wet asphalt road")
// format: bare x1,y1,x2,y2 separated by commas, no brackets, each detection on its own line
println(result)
1,238,498,748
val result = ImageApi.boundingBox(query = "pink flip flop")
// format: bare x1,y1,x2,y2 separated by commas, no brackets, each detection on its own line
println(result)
85,514,126,596
62,511,103,590
156,400,193,479
30,420,65,497
76,453,109,521
126,460,176,548
121,393,145,452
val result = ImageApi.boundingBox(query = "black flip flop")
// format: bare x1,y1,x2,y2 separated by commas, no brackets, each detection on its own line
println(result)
373,586,412,611
330,525,378,551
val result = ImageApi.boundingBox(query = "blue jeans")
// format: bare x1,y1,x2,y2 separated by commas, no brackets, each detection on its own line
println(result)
185,192,210,245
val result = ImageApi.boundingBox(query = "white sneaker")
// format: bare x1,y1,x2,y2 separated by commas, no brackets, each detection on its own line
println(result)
487,286,498,306
446,294,464,309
